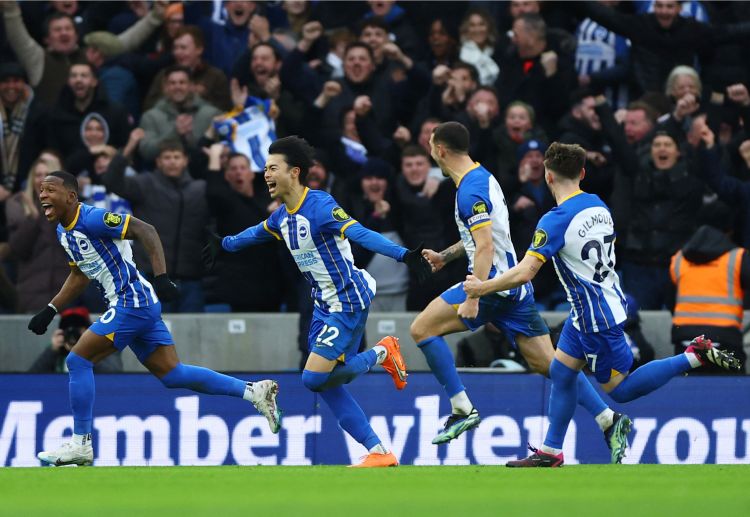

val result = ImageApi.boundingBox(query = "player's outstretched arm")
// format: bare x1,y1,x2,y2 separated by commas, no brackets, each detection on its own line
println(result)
464,253,544,298
424,240,465,272
344,223,431,281
124,216,179,301
28,266,90,335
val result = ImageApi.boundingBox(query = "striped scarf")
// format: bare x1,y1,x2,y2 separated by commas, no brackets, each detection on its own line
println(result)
0,87,32,190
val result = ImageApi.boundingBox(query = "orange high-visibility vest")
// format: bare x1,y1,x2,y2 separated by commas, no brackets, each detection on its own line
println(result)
670,248,745,329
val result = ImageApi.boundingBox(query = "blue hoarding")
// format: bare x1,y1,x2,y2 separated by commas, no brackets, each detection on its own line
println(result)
1,372,748,466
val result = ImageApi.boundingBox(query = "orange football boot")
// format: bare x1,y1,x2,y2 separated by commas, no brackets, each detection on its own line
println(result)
377,336,407,390
348,451,399,468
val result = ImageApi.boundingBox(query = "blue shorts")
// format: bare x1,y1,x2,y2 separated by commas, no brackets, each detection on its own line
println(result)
440,283,549,346
557,318,634,383
89,303,174,363
307,305,368,362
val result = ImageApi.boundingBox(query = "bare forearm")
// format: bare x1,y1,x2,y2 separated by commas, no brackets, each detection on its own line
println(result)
479,266,528,296
50,271,90,309
139,225,168,276
440,241,466,264
472,244,493,282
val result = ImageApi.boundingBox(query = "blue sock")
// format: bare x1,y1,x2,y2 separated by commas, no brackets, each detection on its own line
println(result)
609,354,691,403
66,352,95,435
160,363,245,398
576,372,608,417
417,336,465,397
319,385,380,450
318,350,379,391
544,359,579,450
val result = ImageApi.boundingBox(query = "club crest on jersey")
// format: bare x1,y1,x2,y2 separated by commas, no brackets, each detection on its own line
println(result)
78,239,90,252
298,224,309,240
472,201,488,215
332,206,351,222
103,212,123,228
532,229,548,249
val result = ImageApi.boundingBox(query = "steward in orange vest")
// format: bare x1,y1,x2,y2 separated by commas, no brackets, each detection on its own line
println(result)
669,226,748,374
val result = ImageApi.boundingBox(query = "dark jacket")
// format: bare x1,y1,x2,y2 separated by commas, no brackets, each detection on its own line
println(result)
698,145,750,248
495,45,575,136
583,1,750,95
102,153,208,279
558,114,616,202
0,94,49,193
488,125,548,197
205,171,283,311
48,85,131,159
5,193,70,313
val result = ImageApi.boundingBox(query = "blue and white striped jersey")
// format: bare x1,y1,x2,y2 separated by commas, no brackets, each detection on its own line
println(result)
57,203,158,308
226,188,377,313
527,191,628,333
575,18,630,109
455,163,531,301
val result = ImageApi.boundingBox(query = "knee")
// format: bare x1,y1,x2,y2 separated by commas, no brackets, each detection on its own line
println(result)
529,359,550,377
66,351,93,372
410,317,430,344
302,370,328,392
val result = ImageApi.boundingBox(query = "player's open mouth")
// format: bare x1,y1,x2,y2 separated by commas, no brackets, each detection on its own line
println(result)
41,203,54,218
266,181,277,193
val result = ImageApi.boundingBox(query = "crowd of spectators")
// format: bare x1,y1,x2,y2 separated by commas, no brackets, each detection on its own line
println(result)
1,0,750,332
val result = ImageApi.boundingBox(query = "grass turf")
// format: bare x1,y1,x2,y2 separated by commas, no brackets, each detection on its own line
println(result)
1,465,748,516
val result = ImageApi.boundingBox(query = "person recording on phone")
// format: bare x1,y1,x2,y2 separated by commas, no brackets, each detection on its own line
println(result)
28,307,123,373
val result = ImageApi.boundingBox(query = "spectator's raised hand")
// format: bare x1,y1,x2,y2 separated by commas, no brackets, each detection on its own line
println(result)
586,151,607,167
673,93,699,121
264,75,281,100
298,20,323,52
353,95,372,117
540,51,558,78
726,83,750,107
249,14,270,46
175,114,193,136
421,177,440,199
698,120,715,149
392,126,411,146
432,65,451,86
205,142,226,170
230,78,249,108
123,127,145,158
512,195,535,213
739,140,750,168
152,0,168,20
314,80,342,108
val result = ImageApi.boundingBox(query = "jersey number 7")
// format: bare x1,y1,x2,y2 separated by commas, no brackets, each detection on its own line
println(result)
581,233,615,283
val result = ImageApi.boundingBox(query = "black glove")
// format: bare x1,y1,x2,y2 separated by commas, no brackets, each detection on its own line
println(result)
28,305,57,335
153,274,179,302
202,231,224,273
403,243,432,284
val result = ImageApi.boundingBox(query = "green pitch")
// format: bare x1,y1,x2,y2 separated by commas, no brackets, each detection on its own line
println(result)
1,465,748,516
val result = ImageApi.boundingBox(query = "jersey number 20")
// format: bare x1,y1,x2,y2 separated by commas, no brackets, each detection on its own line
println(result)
581,233,615,283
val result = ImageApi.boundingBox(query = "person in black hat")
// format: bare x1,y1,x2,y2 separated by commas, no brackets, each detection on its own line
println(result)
28,307,123,373
344,157,410,311
0,62,49,197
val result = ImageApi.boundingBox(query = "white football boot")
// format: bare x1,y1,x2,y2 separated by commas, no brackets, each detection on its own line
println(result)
249,380,282,433
38,441,93,466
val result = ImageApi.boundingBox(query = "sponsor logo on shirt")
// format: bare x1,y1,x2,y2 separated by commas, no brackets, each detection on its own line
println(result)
468,213,490,226
472,201,488,215
331,206,351,222
103,212,123,228
532,229,548,249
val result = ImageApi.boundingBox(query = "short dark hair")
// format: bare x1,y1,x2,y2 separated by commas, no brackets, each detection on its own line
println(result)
44,12,76,38
452,61,480,85
174,25,205,49
164,64,192,81
251,42,281,61
432,121,470,154
268,136,315,183
401,144,430,160
359,16,388,35
627,100,658,125
158,139,186,155
69,60,96,77
47,170,79,194
344,41,375,62
227,152,250,166
543,142,586,180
